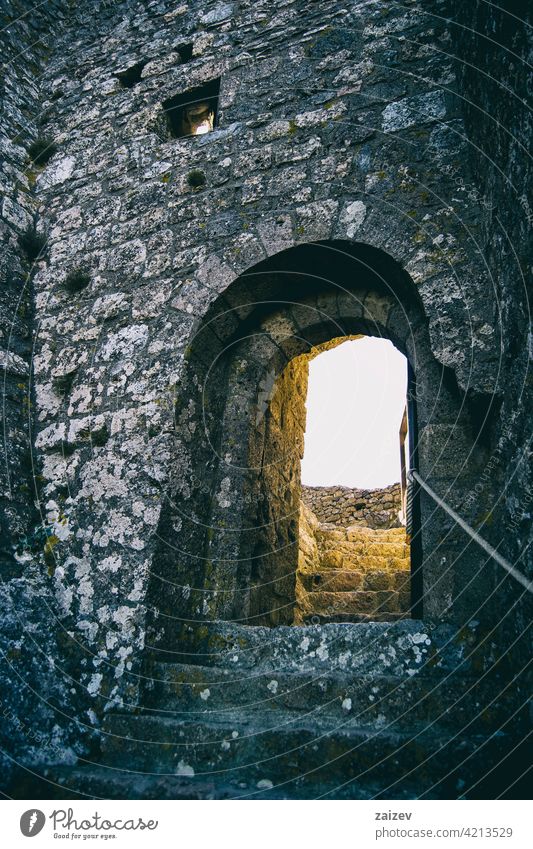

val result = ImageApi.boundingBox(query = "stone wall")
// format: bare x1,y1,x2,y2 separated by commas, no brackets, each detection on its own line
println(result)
451,1,533,654
1,0,69,576
247,352,309,625
0,0,79,790
302,483,402,529
28,0,481,667
245,337,368,624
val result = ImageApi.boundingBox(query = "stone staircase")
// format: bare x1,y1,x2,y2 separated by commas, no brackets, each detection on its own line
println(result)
25,619,530,800
14,500,529,801
16,503,529,801
295,503,411,623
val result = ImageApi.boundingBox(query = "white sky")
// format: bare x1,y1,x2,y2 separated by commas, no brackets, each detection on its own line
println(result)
301,337,408,489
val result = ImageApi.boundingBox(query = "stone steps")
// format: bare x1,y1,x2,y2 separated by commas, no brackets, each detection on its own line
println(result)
17,727,531,801
319,542,409,560
9,763,442,800
96,710,519,795
140,662,520,734
301,589,404,617
306,554,410,572
320,526,407,541
148,619,471,675
297,502,411,621
297,523,410,622
300,569,366,592
299,568,410,592
15,618,528,801
301,611,411,625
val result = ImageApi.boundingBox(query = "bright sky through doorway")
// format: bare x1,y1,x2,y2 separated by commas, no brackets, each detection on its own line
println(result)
301,337,408,488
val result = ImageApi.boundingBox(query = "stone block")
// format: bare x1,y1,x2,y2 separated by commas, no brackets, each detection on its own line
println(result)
363,570,391,591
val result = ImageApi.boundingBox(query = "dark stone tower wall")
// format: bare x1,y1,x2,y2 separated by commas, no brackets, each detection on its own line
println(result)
1,0,69,575
451,1,533,652
0,0,77,787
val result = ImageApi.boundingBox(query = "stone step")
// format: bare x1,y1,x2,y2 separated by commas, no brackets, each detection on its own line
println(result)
148,619,469,674
98,710,520,793
322,526,407,541
302,589,401,616
363,570,410,593
141,663,521,734
21,746,532,800
7,763,441,800
16,728,531,801
302,612,411,625
316,554,410,571
299,569,410,593
319,540,409,559
300,570,366,592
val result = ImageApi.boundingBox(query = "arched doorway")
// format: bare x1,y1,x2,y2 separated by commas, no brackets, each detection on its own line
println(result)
146,240,486,652
294,336,412,626
200,316,420,628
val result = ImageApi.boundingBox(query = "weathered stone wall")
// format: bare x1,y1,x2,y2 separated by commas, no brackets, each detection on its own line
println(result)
245,336,365,624
248,354,308,625
165,243,489,639
450,1,533,649
0,0,530,779
1,0,69,575
27,0,503,703
302,482,402,529
0,0,80,790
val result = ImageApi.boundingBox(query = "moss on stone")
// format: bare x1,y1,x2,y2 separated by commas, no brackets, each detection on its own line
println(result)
187,169,206,189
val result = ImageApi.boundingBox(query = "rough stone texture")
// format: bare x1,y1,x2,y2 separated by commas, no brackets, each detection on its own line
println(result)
18,617,530,799
247,352,308,625
0,0,83,791
302,482,402,529
245,336,363,625
0,0,531,799
1,0,68,574
452,0,533,672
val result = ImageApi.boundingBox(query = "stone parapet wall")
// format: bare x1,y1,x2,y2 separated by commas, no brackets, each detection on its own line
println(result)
302,483,402,530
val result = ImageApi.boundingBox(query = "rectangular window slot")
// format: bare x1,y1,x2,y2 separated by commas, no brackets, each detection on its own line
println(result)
162,77,221,139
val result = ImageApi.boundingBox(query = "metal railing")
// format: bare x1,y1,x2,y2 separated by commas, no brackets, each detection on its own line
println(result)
408,469,533,594
398,405,408,524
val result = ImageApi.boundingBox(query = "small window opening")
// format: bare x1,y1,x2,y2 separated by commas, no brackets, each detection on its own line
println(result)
163,78,221,138
177,42,194,63
115,60,147,88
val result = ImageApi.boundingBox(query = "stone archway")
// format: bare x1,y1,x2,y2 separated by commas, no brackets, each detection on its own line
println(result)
146,240,488,654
